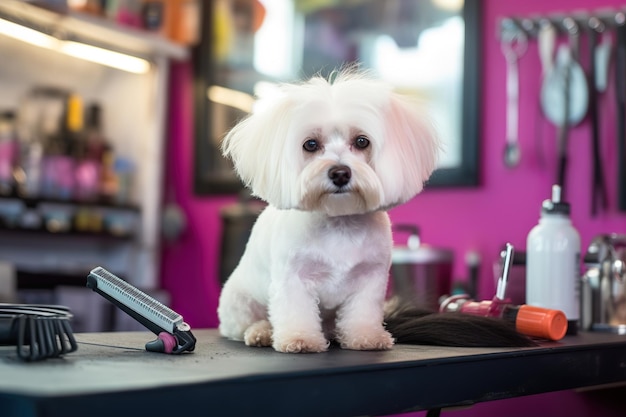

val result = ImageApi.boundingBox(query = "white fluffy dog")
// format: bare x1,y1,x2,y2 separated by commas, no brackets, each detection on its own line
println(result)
217,69,439,353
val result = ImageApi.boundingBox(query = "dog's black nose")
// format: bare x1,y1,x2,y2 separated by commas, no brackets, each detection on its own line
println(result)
328,165,351,187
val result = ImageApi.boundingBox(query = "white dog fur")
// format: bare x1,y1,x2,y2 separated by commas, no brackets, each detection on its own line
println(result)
217,69,440,353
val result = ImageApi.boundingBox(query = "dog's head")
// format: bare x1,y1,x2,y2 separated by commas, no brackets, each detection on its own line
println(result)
221,70,440,216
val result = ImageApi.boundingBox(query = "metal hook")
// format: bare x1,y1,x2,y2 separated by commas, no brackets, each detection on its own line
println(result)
589,16,606,33
500,19,528,62
563,16,580,35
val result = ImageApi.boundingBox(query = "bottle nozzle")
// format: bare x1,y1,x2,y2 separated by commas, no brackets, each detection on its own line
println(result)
551,184,561,203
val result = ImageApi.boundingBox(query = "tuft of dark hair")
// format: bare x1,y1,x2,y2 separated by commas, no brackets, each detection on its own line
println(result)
384,301,537,348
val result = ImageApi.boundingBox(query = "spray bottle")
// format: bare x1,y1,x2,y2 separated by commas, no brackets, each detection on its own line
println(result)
526,185,581,334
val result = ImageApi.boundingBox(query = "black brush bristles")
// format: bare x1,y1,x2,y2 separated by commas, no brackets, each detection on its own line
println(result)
384,301,537,348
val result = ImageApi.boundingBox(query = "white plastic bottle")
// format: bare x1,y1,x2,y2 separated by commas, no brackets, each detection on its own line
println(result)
526,185,581,334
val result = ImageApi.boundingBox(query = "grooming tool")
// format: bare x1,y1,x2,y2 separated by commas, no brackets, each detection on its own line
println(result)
540,19,588,199
440,243,567,341
588,17,609,216
534,20,557,169
0,304,78,361
556,45,572,197
538,20,556,77
501,23,527,168
87,267,196,354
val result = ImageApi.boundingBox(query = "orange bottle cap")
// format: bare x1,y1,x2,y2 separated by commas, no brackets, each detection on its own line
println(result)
515,305,568,341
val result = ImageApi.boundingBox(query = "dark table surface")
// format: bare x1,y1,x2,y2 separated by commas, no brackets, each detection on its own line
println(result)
2,329,626,417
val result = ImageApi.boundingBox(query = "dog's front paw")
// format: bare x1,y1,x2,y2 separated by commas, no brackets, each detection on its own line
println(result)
273,333,330,353
244,320,273,347
338,328,395,351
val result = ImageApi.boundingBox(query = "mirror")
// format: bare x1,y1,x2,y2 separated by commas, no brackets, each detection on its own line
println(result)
193,0,480,194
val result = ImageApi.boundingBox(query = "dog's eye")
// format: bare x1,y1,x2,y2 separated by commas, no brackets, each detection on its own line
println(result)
303,139,319,152
354,135,370,149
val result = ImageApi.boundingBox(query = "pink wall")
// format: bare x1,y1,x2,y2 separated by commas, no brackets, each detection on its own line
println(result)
160,0,626,415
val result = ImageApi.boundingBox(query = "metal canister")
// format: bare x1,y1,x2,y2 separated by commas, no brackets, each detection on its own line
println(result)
581,234,626,334
390,225,453,311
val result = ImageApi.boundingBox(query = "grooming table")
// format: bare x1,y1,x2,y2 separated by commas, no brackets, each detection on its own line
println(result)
1,330,626,417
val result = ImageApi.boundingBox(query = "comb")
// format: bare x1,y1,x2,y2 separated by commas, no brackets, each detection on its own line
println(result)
87,266,196,354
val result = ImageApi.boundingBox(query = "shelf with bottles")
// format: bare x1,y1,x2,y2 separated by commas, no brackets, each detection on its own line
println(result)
0,89,139,240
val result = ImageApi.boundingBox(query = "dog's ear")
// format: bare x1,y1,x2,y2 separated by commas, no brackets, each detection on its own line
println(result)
375,93,440,206
221,95,297,207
